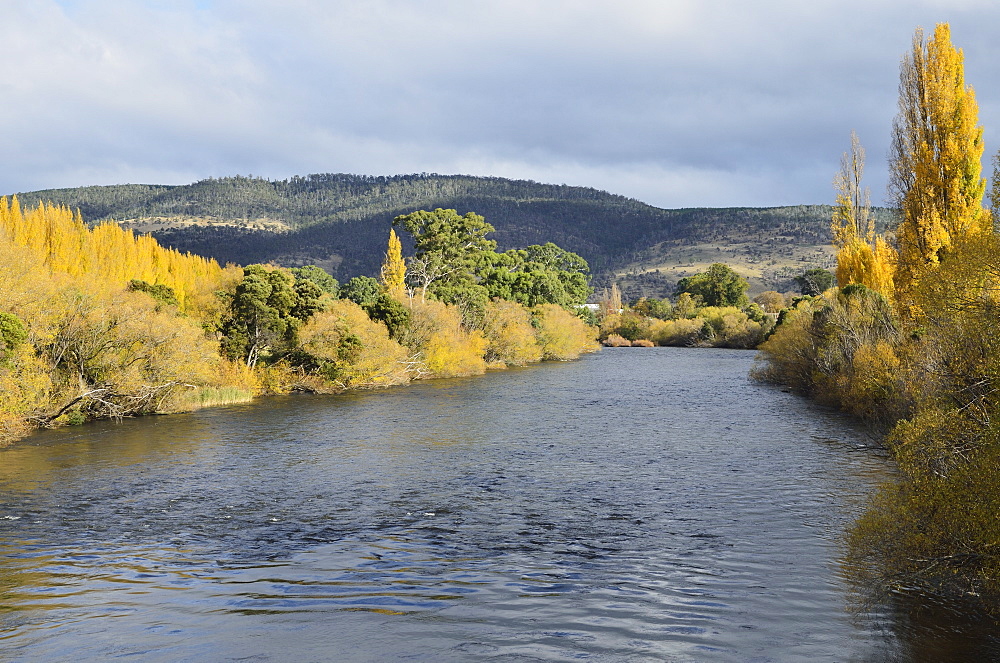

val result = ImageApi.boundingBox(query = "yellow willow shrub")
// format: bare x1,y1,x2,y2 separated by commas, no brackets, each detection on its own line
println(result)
297,299,411,390
402,299,487,378
841,340,902,421
696,306,767,349
849,436,1000,593
249,363,298,395
42,289,222,419
603,311,653,342
480,299,542,367
0,343,51,445
650,318,704,346
533,304,599,360
750,300,821,393
792,287,903,413
888,405,981,481
598,311,622,339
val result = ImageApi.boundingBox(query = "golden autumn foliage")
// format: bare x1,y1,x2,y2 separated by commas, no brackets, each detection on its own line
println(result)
890,23,989,309
831,131,897,299
0,198,248,443
0,197,232,315
297,299,411,390
648,318,705,347
480,299,543,367
380,229,407,300
533,304,600,360
602,333,632,347
402,299,488,378
758,234,1000,591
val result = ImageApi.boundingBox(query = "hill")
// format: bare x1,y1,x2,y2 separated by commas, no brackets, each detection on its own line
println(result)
12,173,895,299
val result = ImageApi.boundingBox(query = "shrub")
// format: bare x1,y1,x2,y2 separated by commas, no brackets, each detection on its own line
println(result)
297,299,411,389
650,318,704,346
402,299,487,378
533,304,600,360
602,334,631,347
480,299,543,367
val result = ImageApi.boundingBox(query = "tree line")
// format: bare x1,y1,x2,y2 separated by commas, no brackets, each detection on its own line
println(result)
15,174,842,284
0,202,598,446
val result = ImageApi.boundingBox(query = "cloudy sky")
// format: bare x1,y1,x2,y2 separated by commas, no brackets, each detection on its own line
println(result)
4,0,1000,208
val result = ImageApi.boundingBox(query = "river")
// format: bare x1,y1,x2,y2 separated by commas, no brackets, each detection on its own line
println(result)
0,347,995,661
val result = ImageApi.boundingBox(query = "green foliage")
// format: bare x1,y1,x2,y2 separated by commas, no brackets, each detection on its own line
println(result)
394,208,496,307
675,263,749,307
481,243,591,308
341,276,382,307
0,312,28,356
742,302,769,325
794,268,835,296
220,265,317,367
603,312,652,342
631,297,673,320
291,265,339,296
127,279,179,308
362,293,411,340
674,292,698,318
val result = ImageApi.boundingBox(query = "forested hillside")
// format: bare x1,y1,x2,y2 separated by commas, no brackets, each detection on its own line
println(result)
14,173,883,296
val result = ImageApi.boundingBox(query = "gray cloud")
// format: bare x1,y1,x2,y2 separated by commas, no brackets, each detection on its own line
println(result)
5,0,1000,208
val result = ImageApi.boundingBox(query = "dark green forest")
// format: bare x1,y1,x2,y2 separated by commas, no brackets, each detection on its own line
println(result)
15,173,888,293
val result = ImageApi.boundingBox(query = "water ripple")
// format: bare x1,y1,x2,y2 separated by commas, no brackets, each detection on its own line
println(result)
0,348,949,661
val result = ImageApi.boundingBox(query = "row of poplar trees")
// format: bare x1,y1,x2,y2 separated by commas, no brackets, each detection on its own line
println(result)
756,23,1000,598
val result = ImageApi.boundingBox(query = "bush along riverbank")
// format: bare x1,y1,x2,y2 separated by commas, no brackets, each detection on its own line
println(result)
0,201,598,447
593,264,782,350
754,24,1000,601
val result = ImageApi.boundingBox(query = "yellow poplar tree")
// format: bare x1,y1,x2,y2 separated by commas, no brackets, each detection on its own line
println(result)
889,23,988,306
831,131,896,299
380,228,407,300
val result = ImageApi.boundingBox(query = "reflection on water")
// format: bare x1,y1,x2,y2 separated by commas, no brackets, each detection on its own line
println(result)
0,347,993,660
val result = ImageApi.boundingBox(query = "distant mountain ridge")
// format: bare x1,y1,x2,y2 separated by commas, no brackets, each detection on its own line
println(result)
12,173,893,297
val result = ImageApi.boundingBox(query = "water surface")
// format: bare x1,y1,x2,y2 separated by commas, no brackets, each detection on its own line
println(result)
0,347,968,661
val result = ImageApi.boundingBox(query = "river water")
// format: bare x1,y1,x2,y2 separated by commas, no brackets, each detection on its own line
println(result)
0,347,995,661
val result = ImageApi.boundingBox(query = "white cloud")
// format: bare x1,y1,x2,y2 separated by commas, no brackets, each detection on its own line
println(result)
3,0,1000,207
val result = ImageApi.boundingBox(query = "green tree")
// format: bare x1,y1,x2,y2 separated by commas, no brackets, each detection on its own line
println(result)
341,276,382,307
675,263,749,307
393,208,496,304
220,265,312,367
795,268,835,296
632,297,673,320
362,293,411,340
0,312,28,356
127,279,179,309
480,243,591,308
291,265,339,297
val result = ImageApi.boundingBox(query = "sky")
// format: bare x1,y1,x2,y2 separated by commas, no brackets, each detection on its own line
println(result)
4,0,1000,209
